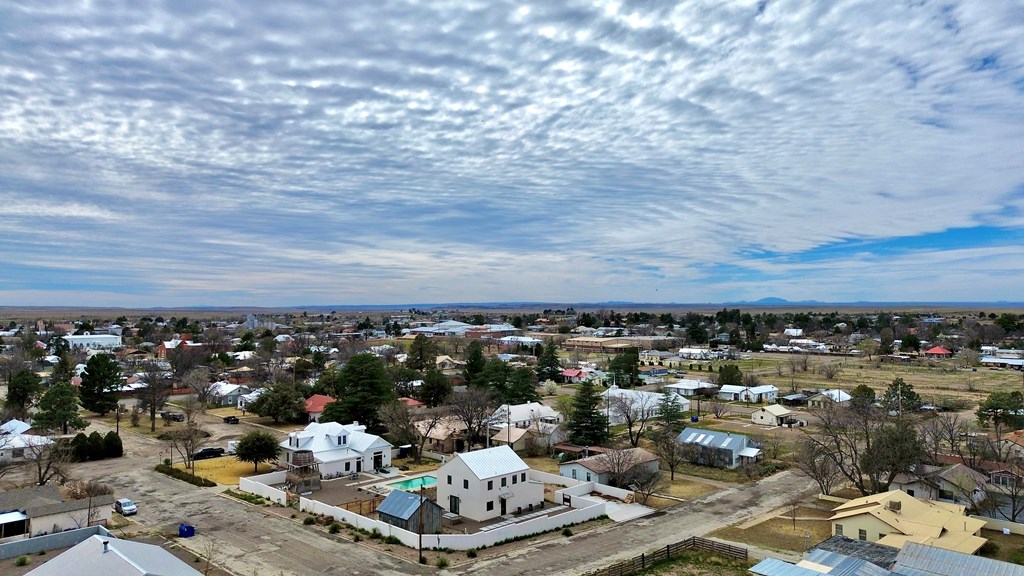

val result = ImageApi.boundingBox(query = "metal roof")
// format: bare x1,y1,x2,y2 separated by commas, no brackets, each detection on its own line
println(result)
676,427,751,454
750,558,824,576
892,541,1024,576
25,535,202,576
454,445,528,479
377,490,428,521
805,549,891,576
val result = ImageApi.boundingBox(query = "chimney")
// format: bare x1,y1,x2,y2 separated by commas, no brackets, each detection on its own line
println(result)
102,540,110,553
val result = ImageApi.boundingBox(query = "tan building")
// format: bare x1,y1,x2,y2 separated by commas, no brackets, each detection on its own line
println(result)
829,489,987,554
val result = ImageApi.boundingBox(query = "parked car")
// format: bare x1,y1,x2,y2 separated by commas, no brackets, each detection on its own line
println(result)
222,416,239,424
114,498,137,516
160,411,185,422
192,447,225,460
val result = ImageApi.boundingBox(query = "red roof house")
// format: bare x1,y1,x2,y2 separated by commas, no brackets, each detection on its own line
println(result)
304,394,336,422
924,346,952,358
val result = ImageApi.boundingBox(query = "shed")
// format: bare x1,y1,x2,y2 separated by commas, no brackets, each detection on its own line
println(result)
376,489,443,534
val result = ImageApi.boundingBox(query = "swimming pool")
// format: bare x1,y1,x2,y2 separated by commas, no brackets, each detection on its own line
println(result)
387,475,437,491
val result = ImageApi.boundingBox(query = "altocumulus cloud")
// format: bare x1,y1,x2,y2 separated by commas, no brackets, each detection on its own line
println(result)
0,0,1023,306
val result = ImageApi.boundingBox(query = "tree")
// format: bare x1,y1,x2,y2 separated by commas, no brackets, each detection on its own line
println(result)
879,328,894,355
319,353,394,431
506,367,540,405
64,479,112,528
50,354,76,386
609,392,659,448
477,358,511,399
708,399,730,418
79,354,120,415
652,430,685,481
447,387,496,446
462,340,486,386
5,368,42,418
880,377,922,415
249,378,305,423
168,345,207,381
629,468,667,505
165,397,206,474
406,334,436,372
418,369,452,408
717,365,742,387
137,363,172,432
182,368,213,405
235,430,281,472
900,334,921,352
657,389,687,436
567,380,609,446
32,382,87,434
26,439,71,485
819,363,843,380
103,430,123,458
608,349,640,387
377,398,420,449
849,384,876,411
535,339,561,382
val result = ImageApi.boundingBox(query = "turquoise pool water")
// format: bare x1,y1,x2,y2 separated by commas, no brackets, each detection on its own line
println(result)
388,475,437,491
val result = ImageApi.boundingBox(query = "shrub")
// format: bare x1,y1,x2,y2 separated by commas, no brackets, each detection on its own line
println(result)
153,464,217,487
370,528,382,539
87,431,106,461
436,557,449,569
979,540,1000,556
15,556,29,567
70,433,89,462
383,535,401,545
419,556,427,564
328,521,341,534
466,548,477,558
303,516,316,525
103,431,123,458
163,458,171,466
562,528,573,537
353,534,361,542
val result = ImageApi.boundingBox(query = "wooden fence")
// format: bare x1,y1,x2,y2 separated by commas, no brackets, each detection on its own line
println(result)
340,497,384,515
589,536,747,576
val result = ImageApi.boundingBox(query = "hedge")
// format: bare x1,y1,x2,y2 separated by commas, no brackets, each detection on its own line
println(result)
154,464,217,487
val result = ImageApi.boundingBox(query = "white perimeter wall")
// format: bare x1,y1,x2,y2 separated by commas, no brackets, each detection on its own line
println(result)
239,471,288,505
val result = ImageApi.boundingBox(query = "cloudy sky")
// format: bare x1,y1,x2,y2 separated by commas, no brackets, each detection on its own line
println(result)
2,1,1023,307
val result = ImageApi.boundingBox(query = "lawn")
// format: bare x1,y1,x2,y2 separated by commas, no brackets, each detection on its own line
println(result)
174,456,275,485
710,517,833,554
391,457,441,474
522,455,562,474
980,529,1024,564
662,479,719,500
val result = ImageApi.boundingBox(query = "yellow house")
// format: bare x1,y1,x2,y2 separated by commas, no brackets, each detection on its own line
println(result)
829,489,987,554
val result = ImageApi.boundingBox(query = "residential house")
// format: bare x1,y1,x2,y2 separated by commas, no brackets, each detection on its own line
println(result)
415,416,468,453
208,381,250,407
778,393,809,407
237,386,267,411
716,384,778,403
279,421,392,476
891,463,988,506
490,427,531,451
924,346,953,358
783,328,804,337
304,394,336,423
601,386,689,425
490,402,562,430
829,489,987,554
560,368,588,383
808,389,852,409
376,489,443,534
155,338,203,360
750,404,796,427
558,447,659,485
25,534,202,576
59,334,123,350
676,427,761,469
435,355,465,372
435,445,544,522
664,379,717,398
0,420,54,462
0,485,113,540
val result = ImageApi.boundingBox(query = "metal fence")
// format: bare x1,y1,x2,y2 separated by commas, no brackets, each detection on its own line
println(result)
589,536,747,576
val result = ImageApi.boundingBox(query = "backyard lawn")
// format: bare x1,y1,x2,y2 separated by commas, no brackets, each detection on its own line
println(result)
174,456,275,485
710,517,833,554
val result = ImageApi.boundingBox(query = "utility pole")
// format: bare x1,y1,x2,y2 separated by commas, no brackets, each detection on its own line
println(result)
418,483,424,564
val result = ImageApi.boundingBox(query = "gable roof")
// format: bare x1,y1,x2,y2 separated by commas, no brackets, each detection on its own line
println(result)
758,404,792,417
568,447,659,475
376,489,438,521
25,535,202,576
0,418,31,435
304,394,335,414
676,427,752,453
451,445,528,479
813,389,852,403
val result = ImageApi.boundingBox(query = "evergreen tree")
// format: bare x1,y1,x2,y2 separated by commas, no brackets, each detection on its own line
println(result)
608,349,640,387
567,380,609,446
462,340,486,386
419,369,452,408
657,389,687,435
477,358,511,400
87,431,106,461
881,377,922,415
50,354,76,386
32,381,87,434
849,384,876,411
535,339,562,382
717,364,743,386
103,430,124,458
405,334,436,371
51,335,70,356
506,367,541,405
79,354,120,415
5,368,42,418
249,379,305,423
319,353,394,431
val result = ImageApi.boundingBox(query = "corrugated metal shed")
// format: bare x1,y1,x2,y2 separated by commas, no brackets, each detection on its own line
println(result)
892,541,1024,576
377,489,425,521
750,557,825,576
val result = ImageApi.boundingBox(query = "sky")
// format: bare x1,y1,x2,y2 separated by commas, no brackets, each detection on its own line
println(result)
1,1,1023,308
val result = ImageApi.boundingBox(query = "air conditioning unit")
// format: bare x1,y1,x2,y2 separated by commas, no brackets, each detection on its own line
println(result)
887,500,901,512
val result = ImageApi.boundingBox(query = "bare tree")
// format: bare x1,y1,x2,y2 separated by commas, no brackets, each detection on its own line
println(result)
742,373,761,387
65,479,113,528
25,439,72,486
0,434,23,481
182,368,213,405
759,434,783,459
377,398,420,448
600,447,641,488
819,363,843,380
956,348,980,369
137,362,172,432
165,397,206,474
413,410,451,464
652,431,685,481
983,460,1024,522
609,393,659,447
447,388,497,447
708,399,730,419
628,468,667,505
169,345,207,381
793,436,842,495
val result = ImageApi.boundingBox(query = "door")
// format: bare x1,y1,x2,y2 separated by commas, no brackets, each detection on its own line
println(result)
373,453,383,469
500,498,506,516
356,459,362,472
449,495,460,515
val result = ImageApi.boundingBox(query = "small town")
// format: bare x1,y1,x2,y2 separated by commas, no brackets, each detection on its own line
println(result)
2,307,1024,576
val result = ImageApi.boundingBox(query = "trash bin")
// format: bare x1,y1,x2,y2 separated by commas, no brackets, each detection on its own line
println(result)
178,523,195,538
690,416,699,422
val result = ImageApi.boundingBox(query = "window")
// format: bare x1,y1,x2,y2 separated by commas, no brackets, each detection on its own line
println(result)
586,473,591,482
906,489,914,497
345,462,351,472
447,475,452,485
835,524,843,536
858,529,867,541
571,469,577,479
488,480,493,490
486,501,494,511
463,479,469,489
512,475,517,485
501,477,507,487
521,472,526,482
